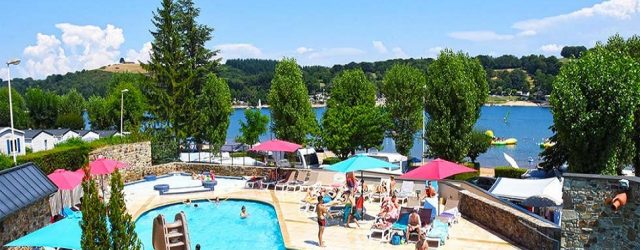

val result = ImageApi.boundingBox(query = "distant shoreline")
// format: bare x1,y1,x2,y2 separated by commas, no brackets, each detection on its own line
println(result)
234,100,550,109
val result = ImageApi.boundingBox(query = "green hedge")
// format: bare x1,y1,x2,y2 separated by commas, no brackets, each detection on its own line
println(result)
448,171,480,181
494,166,527,178
322,157,341,165
0,135,148,174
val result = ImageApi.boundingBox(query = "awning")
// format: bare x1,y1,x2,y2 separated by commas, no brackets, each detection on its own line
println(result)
4,212,82,249
488,177,563,207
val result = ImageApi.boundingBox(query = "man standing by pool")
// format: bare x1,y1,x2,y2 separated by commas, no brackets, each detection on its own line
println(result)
316,196,333,247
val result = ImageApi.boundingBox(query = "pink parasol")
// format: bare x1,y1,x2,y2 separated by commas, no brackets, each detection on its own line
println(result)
249,139,301,153
88,158,127,175
399,158,476,180
47,169,83,190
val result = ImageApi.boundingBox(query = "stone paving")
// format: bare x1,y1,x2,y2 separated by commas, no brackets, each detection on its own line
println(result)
126,183,520,250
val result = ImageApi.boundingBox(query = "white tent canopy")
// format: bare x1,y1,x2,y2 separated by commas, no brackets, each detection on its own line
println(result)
489,177,563,206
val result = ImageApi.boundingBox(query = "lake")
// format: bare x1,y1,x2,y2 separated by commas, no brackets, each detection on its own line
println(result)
227,105,554,168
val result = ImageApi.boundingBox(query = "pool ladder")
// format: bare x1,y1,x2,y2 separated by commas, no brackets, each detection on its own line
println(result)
152,211,191,250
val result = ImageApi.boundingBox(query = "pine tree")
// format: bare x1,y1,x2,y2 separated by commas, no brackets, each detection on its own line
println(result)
108,170,142,250
196,74,232,154
80,168,110,250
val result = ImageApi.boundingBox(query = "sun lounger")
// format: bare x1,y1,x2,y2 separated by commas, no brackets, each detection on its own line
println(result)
275,171,298,191
387,207,415,242
371,179,390,203
426,219,449,246
396,181,415,204
439,200,460,225
408,208,433,243
299,171,320,191
286,171,309,192
262,171,289,189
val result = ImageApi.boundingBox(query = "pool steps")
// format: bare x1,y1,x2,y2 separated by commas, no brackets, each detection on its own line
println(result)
152,211,191,250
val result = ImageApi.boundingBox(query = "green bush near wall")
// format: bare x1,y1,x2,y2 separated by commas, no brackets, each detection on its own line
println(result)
322,157,341,165
494,166,527,178
448,171,480,181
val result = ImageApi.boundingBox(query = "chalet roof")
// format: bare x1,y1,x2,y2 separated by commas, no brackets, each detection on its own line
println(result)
0,163,57,221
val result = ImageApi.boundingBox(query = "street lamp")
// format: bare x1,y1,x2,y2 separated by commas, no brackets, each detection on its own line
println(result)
120,89,129,135
6,59,20,165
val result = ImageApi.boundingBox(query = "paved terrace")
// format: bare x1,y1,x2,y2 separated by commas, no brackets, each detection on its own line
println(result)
126,186,519,249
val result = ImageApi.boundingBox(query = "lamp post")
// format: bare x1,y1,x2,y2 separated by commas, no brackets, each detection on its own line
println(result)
6,59,20,165
120,89,129,135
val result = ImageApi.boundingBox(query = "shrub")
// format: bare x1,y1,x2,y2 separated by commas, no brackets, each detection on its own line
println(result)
448,171,480,181
494,166,527,178
322,157,341,165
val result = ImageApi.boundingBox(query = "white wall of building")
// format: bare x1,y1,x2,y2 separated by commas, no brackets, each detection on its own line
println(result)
1,131,26,156
27,133,57,152
81,132,99,142
60,131,80,142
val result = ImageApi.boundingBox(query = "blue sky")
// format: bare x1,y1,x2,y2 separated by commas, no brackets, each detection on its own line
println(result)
2,0,640,79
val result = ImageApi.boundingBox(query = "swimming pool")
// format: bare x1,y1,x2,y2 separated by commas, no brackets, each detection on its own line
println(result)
124,173,246,197
135,200,286,250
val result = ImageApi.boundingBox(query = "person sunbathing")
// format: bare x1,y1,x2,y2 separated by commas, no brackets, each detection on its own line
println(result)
303,189,317,203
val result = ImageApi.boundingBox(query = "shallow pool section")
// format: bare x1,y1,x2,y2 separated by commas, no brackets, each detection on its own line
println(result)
124,174,246,198
135,200,286,250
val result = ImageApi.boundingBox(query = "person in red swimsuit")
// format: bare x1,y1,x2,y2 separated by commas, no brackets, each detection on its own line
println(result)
316,196,333,247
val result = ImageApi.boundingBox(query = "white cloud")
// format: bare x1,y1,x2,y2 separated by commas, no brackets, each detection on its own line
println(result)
296,47,314,54
126,42,152,63
372,41,388,53
427,46,445,58
214,43,262,61
20,23,125,79
540,44,564,53
513,0,640,34
448,31,515,42
391,47,408,58
307,48,365,60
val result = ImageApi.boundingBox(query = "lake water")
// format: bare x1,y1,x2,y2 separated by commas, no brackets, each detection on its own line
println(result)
227,106,554,168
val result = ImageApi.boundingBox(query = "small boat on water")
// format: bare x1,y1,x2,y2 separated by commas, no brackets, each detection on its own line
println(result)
539,140,555,149
485,130,517,145
492,138,518,145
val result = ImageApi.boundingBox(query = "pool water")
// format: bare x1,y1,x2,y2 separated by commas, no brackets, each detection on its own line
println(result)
135,200,286,250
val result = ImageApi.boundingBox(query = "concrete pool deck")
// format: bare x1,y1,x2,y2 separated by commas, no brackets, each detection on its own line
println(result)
125,183,520,250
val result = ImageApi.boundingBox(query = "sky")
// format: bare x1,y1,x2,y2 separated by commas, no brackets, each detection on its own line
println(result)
1,0,640,79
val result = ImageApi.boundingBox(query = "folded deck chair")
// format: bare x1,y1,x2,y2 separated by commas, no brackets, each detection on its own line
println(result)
286,171,308,192
299,171,320,191
408,208,433,243
275,171,298,191
371,179,390,203
396,181,415,204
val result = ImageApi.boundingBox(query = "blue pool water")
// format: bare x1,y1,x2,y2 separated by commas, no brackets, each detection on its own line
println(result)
135,200,286,250
227,106,553,168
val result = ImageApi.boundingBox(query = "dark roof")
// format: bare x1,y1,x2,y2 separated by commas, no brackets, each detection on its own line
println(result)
44,129,71,137
23,130,53,139
75,130,96,137
95,130,117,137
0,163,57,221
0,127,25,137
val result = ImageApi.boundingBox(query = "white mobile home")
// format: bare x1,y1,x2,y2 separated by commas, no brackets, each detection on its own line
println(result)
76,130,99,142
24,130,56,152
0,127,26,156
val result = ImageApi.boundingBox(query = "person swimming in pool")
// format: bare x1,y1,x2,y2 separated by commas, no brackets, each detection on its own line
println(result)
240,205,249,219
184,199,192,206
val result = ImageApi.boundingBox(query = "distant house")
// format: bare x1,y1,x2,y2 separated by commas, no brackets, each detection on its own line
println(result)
0,127,26,156
44,129,80,143
24,130,56,152
0,163,58,246
75,130,99,142
94,130,121,138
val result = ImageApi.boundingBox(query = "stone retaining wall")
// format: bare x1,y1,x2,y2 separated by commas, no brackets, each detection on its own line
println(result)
0,199,51,247
459,190,561,249
561,174,640,249
132,162,310,182
89,141,151,182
